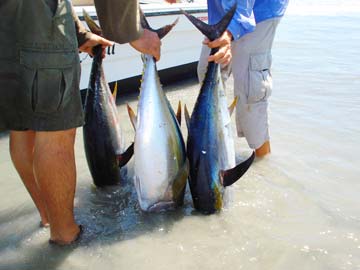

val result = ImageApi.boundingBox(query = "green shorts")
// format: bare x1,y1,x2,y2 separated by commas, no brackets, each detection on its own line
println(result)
0,0,84,132
0,55,85,132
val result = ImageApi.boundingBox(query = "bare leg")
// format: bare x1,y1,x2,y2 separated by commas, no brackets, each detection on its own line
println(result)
9,130,49,226
255,140,271,158
33,128,80,244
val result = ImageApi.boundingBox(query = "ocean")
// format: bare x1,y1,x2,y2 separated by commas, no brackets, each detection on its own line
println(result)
0,1,359,269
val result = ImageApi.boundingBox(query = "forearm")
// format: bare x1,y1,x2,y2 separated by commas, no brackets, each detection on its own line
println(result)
224,0,256,40
94,0,143,44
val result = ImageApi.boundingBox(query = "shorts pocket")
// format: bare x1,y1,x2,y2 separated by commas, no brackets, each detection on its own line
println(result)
19,49,78,114
247,52,273,104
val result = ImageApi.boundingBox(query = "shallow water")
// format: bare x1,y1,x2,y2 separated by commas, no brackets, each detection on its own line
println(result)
1,1,360,269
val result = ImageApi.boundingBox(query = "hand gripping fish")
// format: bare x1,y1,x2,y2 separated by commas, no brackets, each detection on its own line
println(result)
82,10,134,187
182,5,255,214
127,12,189,212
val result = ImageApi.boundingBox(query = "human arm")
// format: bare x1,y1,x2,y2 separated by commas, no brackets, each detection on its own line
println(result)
222,0,256,41
94,0,143,43
71,5,113,57
93,0,161,61
206,0,256,64
78,34,114,58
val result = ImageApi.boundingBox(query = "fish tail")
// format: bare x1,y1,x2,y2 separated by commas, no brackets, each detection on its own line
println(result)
82,9,102,36
220,151,255,187
180,4,236,41
140,9,179,39
117,143,134,167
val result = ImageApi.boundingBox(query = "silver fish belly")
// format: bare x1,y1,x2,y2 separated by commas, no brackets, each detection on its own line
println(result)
133,54,188,212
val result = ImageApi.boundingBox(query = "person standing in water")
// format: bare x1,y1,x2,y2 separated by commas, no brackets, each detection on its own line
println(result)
0,0,160,245
168,0,288,157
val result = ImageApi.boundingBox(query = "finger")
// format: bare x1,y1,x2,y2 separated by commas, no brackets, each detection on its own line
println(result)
208,49,226,63
214,51,225,63
202,38,210,45
207,38,226,49
153,49,160,61
217,54,230,65
219,48,232,65
207,55,215,62
99,36,114,47
81,47,91,56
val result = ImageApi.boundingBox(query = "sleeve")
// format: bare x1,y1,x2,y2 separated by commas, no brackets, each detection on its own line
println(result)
71,4,92,47
223,0,256,41
94,0,144,44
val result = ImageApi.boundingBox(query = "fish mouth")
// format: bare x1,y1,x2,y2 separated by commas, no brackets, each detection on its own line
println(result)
145,201,176,212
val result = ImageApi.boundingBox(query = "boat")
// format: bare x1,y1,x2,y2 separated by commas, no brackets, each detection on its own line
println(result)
73,1,208,91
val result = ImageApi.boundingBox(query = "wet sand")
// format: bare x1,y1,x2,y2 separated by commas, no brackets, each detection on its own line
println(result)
1,7,360,269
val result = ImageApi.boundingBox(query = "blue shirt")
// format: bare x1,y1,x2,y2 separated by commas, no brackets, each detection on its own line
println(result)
207,0,289,40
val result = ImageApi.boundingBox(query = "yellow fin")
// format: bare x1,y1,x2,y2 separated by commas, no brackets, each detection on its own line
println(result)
112,82,118,101
176,101,182,126
228,96,238,116
184,104,190,130
127,104,137,131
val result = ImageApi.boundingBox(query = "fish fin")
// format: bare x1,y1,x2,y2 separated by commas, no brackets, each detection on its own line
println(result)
176,101,182,126
180,4,236,41
171,158,189,205
112,82,118,101
184,104,190,131
117,143,134,168
127,104,137,131
141,54,146,64
82,9,102,35
228,96,238,116
156,17,179,39
220,152,255,187
139,9,152,31
140,9,179,39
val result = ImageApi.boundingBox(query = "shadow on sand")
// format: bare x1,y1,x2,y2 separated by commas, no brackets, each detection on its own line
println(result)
0,76,201,269
0,167,196,270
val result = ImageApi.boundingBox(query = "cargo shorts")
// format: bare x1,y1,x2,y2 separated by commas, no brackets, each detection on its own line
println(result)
0,0,84,132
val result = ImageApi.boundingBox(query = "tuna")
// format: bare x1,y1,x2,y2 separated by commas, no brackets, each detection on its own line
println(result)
83,11,133,187
127,13,188,212
182,6,255,214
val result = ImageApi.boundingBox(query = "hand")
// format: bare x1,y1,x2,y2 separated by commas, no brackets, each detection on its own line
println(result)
203,30,233,65
79,32,114,58
130,29,161,61
165,0,178,3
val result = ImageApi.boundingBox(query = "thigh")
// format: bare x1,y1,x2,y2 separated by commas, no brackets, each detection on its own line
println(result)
231,18,280,103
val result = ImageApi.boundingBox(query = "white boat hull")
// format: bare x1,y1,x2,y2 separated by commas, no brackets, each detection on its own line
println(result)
75,2,208,90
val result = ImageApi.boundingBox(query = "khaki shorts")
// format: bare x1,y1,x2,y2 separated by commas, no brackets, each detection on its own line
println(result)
198,18,281,149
